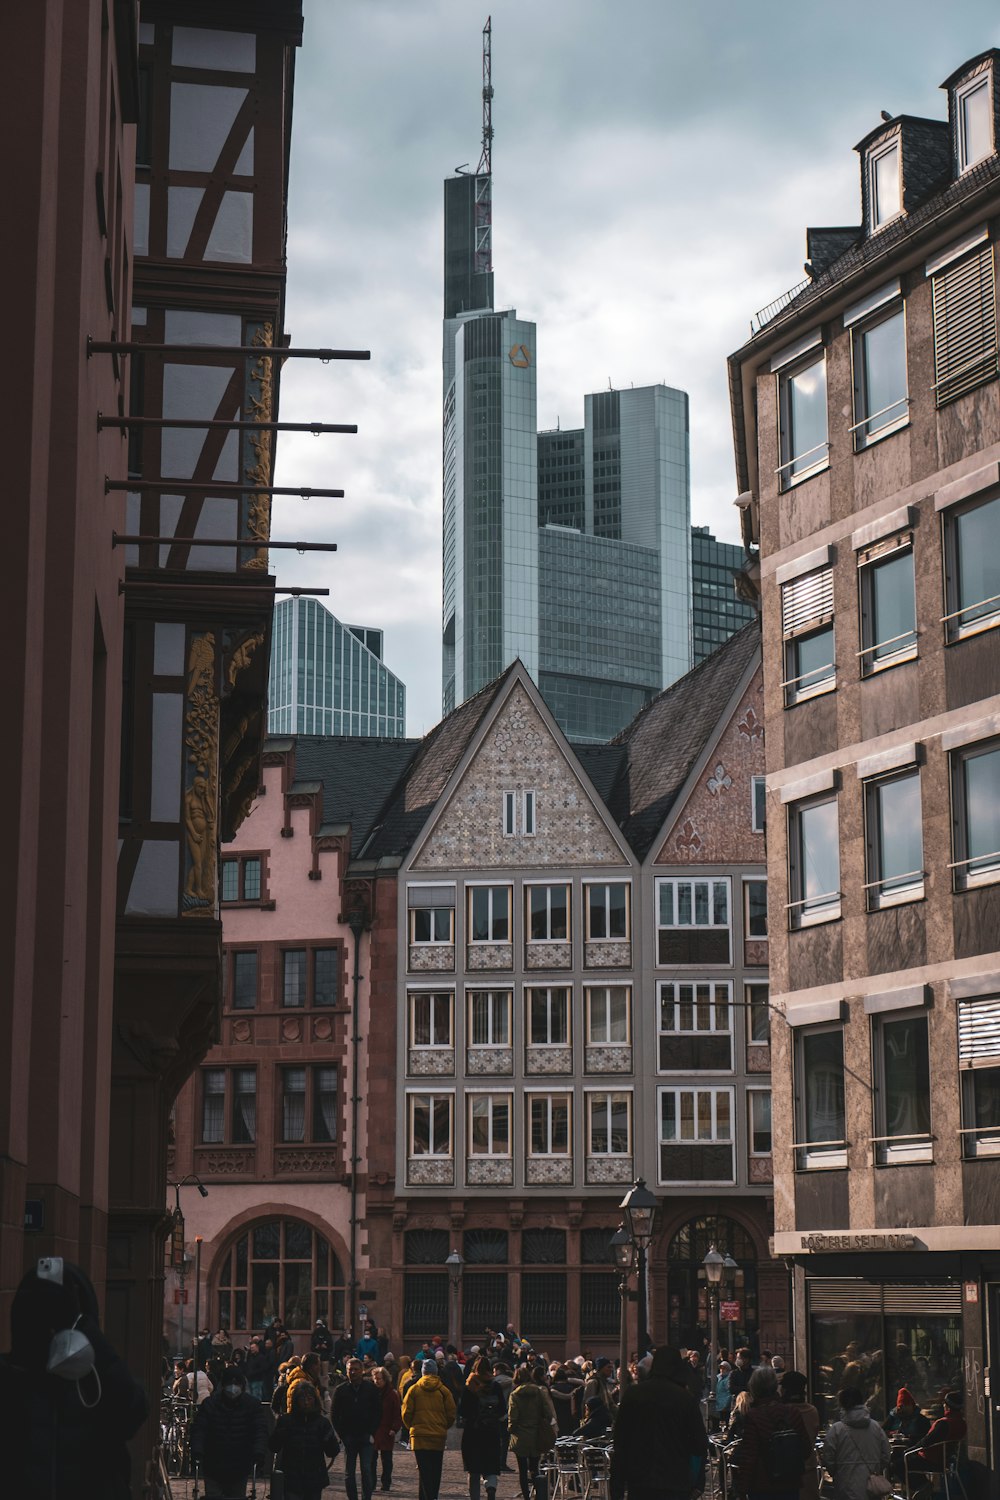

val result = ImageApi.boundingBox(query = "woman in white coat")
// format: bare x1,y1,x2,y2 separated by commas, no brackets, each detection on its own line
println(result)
821,1384,891,1500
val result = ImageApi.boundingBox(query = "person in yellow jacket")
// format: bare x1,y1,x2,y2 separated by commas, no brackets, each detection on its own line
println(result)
401,1358,456,1500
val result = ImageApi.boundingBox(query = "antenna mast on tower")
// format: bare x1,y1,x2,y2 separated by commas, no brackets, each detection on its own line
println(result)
473,17,493,277
478,15,493,175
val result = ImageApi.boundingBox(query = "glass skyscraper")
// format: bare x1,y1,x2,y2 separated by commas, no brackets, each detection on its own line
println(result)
268,596,406,738
691,525,756,665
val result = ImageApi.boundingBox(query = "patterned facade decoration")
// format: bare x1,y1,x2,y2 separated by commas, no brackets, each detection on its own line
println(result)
408,944,455,973
408,1158,455,1186
407,1050,455,1077
243,321,274,571
467,1158,514,1186
526,1157,573,1185
413,684,626,870
749,1155,774,1184
584,940,631,968
525,1047,572,1074
526,942,571,970
584,1045,632,1074
747,1045,771,1074
467,943,513,971
194,1148,255,1175
274,1148,340,1175
467,1047,513,1075
586,1154,633,1184
182,632,220,916
744,939,769,968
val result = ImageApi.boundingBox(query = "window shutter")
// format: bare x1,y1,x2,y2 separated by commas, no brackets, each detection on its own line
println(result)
932,243,998,406
781,568,834,636
407,885,456,909
958,997,1000,1066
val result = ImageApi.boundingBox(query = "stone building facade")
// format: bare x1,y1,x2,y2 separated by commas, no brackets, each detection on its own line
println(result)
729,48,1000,1469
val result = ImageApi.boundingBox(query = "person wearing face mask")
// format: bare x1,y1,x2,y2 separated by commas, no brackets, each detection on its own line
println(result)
271,1380,342,1500
191,1364,269,1498
0,1256,148,1500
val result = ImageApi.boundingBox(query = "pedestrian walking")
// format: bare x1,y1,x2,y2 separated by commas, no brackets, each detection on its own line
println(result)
270,1378,342,1500
734,1365,811,1500
401,1357,457,1500
0,1257,148,1500
506,1363,557,1500
460,1356,506,1500
372,1364,403,1490
778,1372,820,1500
610,1346,708,1500
191,1365,269,1499
331,1358,382,1500
820,1384,892,1500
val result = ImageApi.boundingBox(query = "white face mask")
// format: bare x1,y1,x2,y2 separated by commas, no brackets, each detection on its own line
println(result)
47,1317,96,1381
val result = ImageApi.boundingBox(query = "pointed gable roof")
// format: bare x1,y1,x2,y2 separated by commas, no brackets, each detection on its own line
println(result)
609,620,761,860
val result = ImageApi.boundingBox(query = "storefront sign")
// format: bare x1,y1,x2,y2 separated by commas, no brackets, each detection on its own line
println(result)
964,1281,979,1303
800,1232,917,1251
720,1300,741,1322
174,1289,188,1305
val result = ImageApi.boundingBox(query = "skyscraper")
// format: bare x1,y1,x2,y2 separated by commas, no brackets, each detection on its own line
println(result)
269,596,406,737
691,525,757,665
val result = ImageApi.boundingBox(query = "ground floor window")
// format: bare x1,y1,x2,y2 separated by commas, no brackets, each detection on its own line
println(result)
807,1279,963,1425
666,1215,759,1351
216,1217,345,1332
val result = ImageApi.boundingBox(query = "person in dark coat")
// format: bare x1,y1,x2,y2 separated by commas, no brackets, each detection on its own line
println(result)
736,1366,810,1500
270,1378,341,1500
246,1337,270,1401
0,1257,148,1500
191,1365,268,1497
577,1396,611,1440
331,1358,382,1500
549,1366,584,1437
460,1357,507,1500
610,1346,708,1500
312,1321,335,1365
372,1364,403,1490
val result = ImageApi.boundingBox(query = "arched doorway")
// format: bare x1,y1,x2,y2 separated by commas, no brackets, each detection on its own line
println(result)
666,1215,760,1353
215,1216,347,1334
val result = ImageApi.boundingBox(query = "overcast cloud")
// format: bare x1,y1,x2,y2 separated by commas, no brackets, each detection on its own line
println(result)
270,0,1000,734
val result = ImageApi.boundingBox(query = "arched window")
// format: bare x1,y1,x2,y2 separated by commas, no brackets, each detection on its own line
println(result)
216,1217,346,1333
666,1215,759,1350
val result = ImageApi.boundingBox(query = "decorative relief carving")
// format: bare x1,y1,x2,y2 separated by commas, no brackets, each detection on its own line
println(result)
707,764,732,795
407,1049,455,1077
675,819,703,855
408,945,455,973
231,1019,252,1044
274,1147,340,1174
467,943,513,972
182,633,219,917
467,1047,513,1076
341,878,374,931
525,1047,572,1075
585,1155,633,1185
526,1157,572,1185
226,630,265,689
243,321,274,570
744,939,769,968
584,940,631,969
749,1155,774,1184
194,1148,255,1175
407,1158,455,1186
281,1017,302,1042
466,1158,513,1186
526,942,572,970
747,1045,771,1074
737,705,763,740
584,1045,632,1075
313,1016,334,1042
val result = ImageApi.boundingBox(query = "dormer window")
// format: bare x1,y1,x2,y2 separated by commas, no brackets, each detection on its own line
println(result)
869,139,901,228
956,73,993,172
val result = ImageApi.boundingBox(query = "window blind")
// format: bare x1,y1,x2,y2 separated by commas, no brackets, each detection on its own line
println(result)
782,568,834,636
958,996,1000,1066
932,243,998,406
407,885,456,909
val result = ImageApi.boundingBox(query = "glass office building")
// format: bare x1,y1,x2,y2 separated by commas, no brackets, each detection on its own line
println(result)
691,525,756,664
269,596,406,738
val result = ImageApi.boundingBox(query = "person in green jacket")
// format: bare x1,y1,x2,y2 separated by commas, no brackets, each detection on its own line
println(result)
401,1360,457,1500
507,1366,557,1500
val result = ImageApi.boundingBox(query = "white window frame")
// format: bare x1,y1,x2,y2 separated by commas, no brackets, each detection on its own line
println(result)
950,738,1000,889
777,349,829,489
794,1025,847,1170
863,766,924,909
468,883,512,944
781,566,835,705
468,1091,512,1157
526,1091,572,1157
751,775,767,833
850,301,909,450
526,986,571,1047
657,981,733,1074
502,789,536,836
525,882,570,943
409,907,454,945
857,531,917,673
585,985,631,1046
871,1008,933,1165
942,490,1000,642
748,1087,773,1158
407,1090,454,1157
586,1089,633,1156
746,982,771,1047
743,877,768,940
657,1085,735,1186
584,881,631,941
956,72,994,174
788,793,841,928
868,138,902,230
408,990,454,1050
468,989,512,1048
656,877,730,932
958,995,1000,1157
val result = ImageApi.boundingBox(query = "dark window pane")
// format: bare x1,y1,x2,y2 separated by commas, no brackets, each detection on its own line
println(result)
522,1229,566,1264
313,1067,337,1142
581,1229,617,1266
462,1271,507,1337
882,1017,930,1138
802,1030,845,1144
221,861,239,902
403,1272,448,1338
285,1220,312,1259
314,949,338,1006
252,1263,279,1328
405,1229,449,1266
284,1262,312,1328
521,1271,566,1335
235,1234,248,1286
242,858,261,901
253,1222,281,1260
463,1229,509,1264
232,951,258,1010
283,950,306,1007
580,1272,619,1337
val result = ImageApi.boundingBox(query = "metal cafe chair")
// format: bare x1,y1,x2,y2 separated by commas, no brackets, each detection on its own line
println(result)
902,1441,968,1500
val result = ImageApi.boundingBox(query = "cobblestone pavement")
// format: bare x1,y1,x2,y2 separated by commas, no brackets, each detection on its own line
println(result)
166,1429,517,1500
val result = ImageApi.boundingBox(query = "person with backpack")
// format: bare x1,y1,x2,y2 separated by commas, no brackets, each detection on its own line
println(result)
610,1346,708,1500
820,1384,891,1500
734,1365,810,1500
460,1356,507,1500
270,1379,342,1500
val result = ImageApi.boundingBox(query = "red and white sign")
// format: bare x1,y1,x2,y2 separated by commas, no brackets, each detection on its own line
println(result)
174,1289,189,1305
964,1281,979,1303
720,1300,741,1322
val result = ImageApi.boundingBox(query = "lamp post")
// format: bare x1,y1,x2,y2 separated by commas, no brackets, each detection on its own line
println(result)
703,1244,724,1425
620,1178,658,1358
167,1176,207,1361
446,1249,464,1349
611,1223,635,1389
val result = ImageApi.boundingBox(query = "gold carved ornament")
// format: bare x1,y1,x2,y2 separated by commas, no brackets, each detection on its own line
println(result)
182,632,220,916
244,322,274,571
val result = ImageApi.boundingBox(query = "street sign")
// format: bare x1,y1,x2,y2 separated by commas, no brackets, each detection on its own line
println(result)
358,1302,368,1320
24,1200,45,1233
174,1289,189,1305
720,1300,741,1322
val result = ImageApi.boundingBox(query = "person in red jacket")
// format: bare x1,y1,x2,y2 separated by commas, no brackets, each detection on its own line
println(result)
372,1365,403,1491
908,1391,966,1476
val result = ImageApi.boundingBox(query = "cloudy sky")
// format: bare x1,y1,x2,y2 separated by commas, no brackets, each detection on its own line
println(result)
271,0,1000,734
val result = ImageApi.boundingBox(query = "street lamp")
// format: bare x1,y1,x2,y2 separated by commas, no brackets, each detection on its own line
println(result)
166,1176,208,1363
610,1223,635,1388
620,1178,658,1358
703,1244,724,1425
446,1249,464,1349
